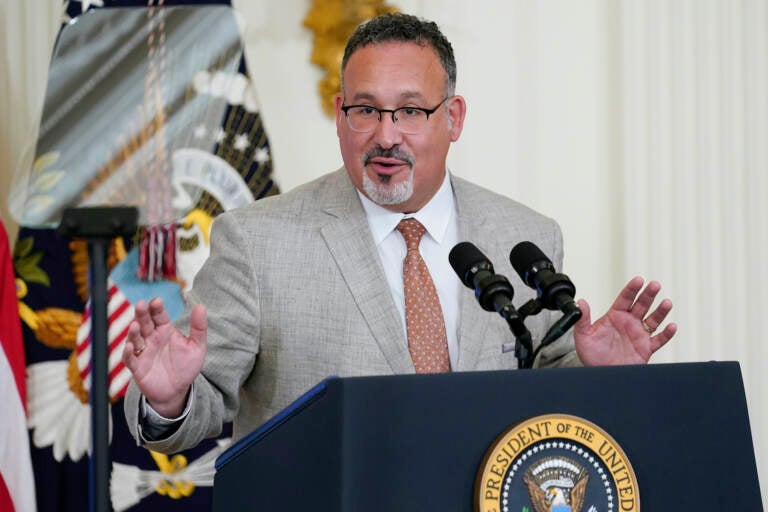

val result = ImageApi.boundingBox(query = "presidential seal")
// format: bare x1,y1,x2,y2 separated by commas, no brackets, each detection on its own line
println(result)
475,414,639,512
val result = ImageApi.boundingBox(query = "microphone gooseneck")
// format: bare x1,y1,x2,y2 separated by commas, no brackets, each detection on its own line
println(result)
450,241,583,369
449,242,533,362
510,241,582,351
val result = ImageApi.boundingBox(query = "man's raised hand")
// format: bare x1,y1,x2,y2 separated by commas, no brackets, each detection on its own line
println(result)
122,298,207,418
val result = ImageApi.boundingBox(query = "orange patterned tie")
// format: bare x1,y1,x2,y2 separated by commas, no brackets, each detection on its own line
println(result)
397,218,451,373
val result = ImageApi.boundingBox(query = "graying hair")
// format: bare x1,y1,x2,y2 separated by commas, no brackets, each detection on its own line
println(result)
341,13,457,96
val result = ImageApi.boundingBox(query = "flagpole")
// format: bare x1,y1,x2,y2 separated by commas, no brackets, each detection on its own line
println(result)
58,206,138,512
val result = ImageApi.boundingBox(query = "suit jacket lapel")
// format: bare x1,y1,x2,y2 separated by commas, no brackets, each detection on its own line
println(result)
452,176,507,371
319,170,415,374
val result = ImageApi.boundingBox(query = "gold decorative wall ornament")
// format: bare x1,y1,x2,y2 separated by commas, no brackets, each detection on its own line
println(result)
303,0,399,117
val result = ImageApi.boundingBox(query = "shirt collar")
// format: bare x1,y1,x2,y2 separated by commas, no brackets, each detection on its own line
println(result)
357,171,455,246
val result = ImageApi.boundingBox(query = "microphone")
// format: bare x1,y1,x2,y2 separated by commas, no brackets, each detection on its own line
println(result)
449,242,532,345
509,241,578,313
509,241,582,347
449,242,515,313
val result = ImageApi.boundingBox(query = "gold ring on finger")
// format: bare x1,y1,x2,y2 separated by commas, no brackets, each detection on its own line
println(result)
641,320,655,335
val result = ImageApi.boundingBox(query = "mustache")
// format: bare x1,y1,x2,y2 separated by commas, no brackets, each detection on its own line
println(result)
363,146,415,167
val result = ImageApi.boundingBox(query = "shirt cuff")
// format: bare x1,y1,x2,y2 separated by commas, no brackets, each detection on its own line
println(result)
138,384,193,442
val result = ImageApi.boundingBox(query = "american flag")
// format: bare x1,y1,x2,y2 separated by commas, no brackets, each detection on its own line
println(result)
0,220,36,512
75,280,134,400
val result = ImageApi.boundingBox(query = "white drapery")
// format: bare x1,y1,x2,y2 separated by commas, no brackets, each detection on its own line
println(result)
0,0,60,240
621,0,767,492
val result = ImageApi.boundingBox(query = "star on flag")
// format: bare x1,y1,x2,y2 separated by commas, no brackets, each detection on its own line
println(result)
233,133,250,152
254,147,270,164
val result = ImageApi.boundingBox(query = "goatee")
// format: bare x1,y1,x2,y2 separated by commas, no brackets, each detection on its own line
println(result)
361,146,415,206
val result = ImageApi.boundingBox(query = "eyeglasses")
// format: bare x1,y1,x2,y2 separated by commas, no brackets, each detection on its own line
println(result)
340,97,450,134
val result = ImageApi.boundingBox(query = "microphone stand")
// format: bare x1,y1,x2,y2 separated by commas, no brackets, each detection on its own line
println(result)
498,302,534,369
507,298,582,369
58,206,138,512
472,273,535,370
539,301,582,347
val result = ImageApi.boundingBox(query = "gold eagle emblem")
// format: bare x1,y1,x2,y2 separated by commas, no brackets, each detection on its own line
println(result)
524,456,588,512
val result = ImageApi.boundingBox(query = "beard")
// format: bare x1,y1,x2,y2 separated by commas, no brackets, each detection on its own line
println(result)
361,146,415,206
362,167,414,205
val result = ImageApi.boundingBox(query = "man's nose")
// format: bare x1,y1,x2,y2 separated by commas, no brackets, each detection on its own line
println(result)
373,111,404,148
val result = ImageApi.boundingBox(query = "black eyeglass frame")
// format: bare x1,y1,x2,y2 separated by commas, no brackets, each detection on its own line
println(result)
340,96,451,132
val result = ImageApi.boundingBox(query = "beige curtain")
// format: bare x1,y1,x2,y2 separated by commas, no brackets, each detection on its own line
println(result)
0,0,60,241
621,0,767,498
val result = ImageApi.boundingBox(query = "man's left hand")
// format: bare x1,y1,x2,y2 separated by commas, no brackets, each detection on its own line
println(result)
573,276,677,366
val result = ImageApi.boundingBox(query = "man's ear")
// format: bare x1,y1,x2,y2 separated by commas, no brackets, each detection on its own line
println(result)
334,93,344,136
447,95,467,142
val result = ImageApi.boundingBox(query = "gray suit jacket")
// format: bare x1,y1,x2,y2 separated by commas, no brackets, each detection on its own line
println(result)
125,168,581,452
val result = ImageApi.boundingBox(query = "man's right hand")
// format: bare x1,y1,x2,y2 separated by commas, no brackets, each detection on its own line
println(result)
122,298,207,418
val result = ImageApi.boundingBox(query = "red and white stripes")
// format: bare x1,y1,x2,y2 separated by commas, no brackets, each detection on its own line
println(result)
76,279,135,400
0,221,37,512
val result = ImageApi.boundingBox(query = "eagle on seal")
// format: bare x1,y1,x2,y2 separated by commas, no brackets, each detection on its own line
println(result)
524,472,588,512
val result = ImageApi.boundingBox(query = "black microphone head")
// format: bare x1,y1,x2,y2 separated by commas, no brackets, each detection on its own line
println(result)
509,241,553,286
449,242,493,288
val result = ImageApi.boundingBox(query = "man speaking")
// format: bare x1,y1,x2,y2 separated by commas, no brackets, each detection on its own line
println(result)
123,12,676,453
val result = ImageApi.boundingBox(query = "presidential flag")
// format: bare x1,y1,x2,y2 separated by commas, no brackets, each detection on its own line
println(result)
13,1,278,510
